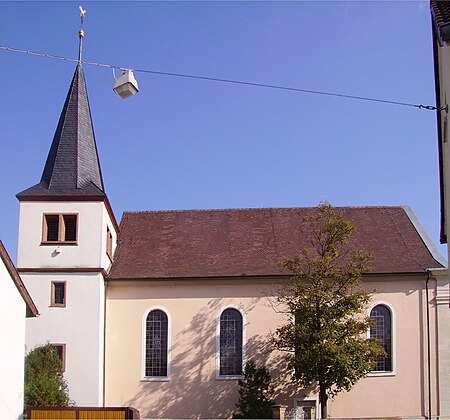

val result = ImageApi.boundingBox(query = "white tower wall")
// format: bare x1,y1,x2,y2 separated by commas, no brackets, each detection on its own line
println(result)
18,200,117,406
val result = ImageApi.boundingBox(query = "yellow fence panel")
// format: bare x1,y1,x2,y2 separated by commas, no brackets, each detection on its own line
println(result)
28,407,138,420
29,409,77,419
79,410,125,420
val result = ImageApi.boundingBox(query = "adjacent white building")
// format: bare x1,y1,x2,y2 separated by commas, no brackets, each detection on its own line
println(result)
0,241,38,419
16,64,118,406
431,2,450,416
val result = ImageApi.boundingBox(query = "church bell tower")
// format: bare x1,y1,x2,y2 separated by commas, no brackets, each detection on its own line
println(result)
16,63,118,406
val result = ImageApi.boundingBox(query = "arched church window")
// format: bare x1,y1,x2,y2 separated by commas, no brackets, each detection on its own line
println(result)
370,304,392,372
145,309,168,377
219,308,243,376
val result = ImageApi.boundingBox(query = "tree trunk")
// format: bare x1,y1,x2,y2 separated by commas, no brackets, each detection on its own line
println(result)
319,383,328,419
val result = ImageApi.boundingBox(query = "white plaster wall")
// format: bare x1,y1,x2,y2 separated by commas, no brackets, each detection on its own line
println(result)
17,199,114,407
0,257,26,419
23,272,104,406
17,201,105,269
436,40,450,419
437,41,450,265
433,269,450,418
100,206,118,270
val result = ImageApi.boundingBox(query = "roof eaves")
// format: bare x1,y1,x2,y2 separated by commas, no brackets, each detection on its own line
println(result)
431,1,450,45
106,270,432,283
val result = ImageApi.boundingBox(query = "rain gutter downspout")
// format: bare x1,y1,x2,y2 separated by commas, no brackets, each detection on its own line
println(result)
426,270,432,420
103,276,107,407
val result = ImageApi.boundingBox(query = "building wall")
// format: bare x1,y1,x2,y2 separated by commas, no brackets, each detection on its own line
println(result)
23,272,105,406
436,32,450,263
105,274,437,419
434,31,450,419
433,268,450,418
17,200,117,406
100,205,118,271
17,201,111,270
0,254,27,419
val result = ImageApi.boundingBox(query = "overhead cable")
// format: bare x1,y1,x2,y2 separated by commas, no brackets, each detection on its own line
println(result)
0,44,445,111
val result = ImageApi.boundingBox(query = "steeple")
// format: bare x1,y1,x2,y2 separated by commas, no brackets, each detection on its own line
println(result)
17,65,106,199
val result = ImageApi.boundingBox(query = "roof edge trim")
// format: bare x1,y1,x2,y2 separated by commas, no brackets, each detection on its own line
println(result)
106,271,431,283
403,206,447,267
0,241,38,317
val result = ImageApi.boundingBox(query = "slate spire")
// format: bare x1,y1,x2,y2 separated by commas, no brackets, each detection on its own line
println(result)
17,65,106,199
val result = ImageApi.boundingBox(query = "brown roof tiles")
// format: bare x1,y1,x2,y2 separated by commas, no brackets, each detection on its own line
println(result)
431,0,450,44
108,206,444,280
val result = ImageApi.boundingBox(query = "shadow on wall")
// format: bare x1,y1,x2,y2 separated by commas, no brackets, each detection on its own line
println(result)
124,297,301,419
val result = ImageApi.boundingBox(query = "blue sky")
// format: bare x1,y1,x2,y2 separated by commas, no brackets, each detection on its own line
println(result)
0,1,446,263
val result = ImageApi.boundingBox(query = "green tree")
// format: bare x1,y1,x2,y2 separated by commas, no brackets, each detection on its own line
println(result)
24,343,72,411
272,203,385,419
234,360,275,419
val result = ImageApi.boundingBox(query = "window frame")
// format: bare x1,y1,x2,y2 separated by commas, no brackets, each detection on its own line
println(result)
50,343,66,372
141,307,171,382
368,302,396,377
42,213,78,245
106,226,113,261
50,281,66,307
216,305,245,380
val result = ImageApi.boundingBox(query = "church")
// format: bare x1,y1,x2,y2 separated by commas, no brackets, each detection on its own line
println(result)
16,62,450,419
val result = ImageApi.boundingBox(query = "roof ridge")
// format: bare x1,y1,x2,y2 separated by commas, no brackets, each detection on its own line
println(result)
122,205,405,215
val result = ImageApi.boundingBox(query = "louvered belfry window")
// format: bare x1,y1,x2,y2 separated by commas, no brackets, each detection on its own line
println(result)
45,215,60,241
219,308,243,376
63,215,77,241
370,305,392,372
43,214,78,243
145,310,168,377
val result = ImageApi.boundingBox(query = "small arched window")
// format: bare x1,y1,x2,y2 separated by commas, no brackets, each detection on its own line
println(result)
370,304,392,372
219,308,243,376
145,309,168,377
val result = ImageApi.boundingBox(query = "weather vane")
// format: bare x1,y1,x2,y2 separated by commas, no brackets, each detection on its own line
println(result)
78,5,86,64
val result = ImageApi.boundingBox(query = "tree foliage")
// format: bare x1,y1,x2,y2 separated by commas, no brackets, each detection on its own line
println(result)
24,343,71,410
272,203,385,418
234,360,275,419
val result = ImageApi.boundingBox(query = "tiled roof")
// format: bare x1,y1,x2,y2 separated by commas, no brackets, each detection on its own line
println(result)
0,240,38,317
17,65,105,200
431,0,450,43
431,0,450,26
108,206,444,280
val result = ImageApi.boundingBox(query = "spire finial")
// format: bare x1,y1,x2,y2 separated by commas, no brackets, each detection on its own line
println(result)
78,5,86,64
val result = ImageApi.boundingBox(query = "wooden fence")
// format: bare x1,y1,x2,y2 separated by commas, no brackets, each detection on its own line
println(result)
27,407,140,420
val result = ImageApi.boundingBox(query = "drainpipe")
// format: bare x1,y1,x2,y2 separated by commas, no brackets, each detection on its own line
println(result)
426,270,432,420
103,277,107,407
